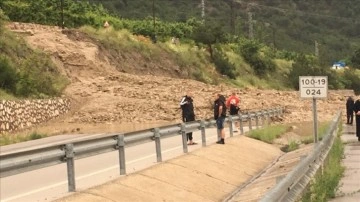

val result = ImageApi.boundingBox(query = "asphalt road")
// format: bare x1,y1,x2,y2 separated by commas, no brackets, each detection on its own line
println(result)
0,126,247,202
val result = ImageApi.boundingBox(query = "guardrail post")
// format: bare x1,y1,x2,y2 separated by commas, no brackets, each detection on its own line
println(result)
261,111,265,126
117,134,126,175
279,107,282,116
267,109,272,125
239,113,244,135
229,116,234,137
154,128,162,162
181,123,188,153
255,112,259,129
65,144,76,192
276,107,281,118
200,120,206,147
248,112,252,130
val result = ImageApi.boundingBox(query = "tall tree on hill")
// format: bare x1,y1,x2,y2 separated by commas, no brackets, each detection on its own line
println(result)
0,9,7,34
351,48,360,69
191,23,226,59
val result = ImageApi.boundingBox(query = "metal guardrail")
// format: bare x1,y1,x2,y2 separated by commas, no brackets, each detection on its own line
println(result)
260,111,341,202
0,107,283,192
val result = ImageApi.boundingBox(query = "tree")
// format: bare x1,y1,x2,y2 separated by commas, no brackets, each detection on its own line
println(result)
342,69,360,95
0,56,18,93
350,48,360,69
191,23,226,59
238,39,275,76
288,54,317,89
0,9,9,33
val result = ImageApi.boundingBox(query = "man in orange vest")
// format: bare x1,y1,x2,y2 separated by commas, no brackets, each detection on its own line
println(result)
226,92,240,132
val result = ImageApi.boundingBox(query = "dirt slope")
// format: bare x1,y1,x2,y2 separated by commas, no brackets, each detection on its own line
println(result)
7,22,355,135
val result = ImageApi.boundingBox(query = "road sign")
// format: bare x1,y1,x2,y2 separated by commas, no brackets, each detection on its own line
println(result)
299,76,328,99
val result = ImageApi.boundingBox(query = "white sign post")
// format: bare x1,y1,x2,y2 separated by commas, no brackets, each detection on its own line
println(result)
299,76,328,143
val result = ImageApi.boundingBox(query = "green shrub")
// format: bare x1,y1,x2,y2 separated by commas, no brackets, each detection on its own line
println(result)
0,132,47,146
213,47,237,79
15,53,63,98
0,56,18,93
0,28,68,98
29,132,47,140
342,69,360,95
2,0,195,40
288,54,318,89
276,50,298,61
238,39,276,76
0,9,9,32
350,47,360,69
287,140,300,152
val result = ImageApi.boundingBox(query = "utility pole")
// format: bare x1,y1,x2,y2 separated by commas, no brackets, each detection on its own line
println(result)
201,0,205,21
272,27,276,50
60,0,64,29
315,40,319,57
152,0,156,43
247,5,253,39
230,0,235,35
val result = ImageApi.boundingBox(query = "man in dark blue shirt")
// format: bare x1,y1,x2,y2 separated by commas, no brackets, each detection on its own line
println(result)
214,93,227,144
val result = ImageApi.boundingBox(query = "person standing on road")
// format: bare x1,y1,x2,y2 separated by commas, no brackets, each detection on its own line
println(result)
353,97,360,141
214,93,227,144
180,92,197,145
226,92,240,132
346,96,354,125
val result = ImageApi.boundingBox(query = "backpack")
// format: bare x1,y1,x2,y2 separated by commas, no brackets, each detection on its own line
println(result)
219,95,227,116
229,98,240,114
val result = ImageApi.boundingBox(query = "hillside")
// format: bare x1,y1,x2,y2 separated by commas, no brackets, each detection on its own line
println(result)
3,22,351,136
0,2,359,136
0,11,68,99
89,0,360,65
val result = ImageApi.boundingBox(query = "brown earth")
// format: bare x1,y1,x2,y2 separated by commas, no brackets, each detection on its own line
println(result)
6,22,356,136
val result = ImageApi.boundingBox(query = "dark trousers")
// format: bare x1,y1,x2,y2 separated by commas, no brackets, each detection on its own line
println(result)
347,111,354,124
183,116,195,141
356,115,360,138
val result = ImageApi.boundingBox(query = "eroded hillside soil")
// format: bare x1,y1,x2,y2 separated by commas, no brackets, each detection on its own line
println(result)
7,23,355,135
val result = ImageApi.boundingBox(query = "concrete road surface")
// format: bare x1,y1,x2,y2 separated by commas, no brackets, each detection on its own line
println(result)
0,126,257,202
55,132,282,202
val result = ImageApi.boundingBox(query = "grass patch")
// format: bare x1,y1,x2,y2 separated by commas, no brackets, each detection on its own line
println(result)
80,26,218,84
0,89,17,100
301,128,345,202
301,122,330,144
80,26,163,61
247,124,289,144
0,132,47,146
281,140,300,152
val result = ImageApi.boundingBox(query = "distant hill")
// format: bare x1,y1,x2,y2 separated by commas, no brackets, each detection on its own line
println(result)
89,0,360,65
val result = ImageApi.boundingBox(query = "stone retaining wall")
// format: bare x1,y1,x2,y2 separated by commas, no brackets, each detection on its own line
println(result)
0,98,71,133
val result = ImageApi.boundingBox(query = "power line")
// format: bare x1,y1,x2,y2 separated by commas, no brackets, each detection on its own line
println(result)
234,0,359,23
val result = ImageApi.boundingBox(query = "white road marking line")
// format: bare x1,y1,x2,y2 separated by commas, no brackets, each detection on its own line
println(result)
1,136,216,202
